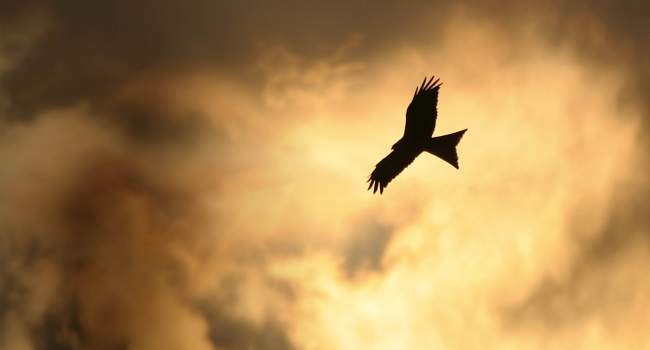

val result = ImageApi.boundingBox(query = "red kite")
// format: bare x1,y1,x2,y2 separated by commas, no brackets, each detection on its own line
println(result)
368,76,467,194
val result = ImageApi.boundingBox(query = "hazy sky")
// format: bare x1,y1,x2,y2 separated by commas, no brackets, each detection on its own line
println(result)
1,1,649,350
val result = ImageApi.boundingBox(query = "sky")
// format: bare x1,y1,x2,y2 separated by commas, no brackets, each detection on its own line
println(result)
0,1,649,350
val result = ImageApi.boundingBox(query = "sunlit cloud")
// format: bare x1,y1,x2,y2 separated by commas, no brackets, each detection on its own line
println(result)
0,2,648,350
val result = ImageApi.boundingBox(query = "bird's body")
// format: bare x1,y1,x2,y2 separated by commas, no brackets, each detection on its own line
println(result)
367,76,467,194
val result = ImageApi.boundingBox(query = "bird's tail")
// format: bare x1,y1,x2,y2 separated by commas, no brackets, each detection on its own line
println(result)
424,129,467,169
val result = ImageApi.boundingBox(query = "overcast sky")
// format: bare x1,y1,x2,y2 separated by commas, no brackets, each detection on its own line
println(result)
1,1,649,349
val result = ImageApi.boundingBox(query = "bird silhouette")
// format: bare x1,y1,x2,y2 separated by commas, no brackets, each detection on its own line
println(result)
367,76,467,194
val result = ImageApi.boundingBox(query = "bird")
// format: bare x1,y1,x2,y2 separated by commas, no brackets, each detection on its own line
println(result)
367,76,467,194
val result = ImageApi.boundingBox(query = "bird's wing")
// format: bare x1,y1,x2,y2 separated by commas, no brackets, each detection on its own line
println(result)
367,148,419,194
403,76,442,139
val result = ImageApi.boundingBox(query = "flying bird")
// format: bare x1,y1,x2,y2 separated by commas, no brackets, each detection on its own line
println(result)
367,76,467,194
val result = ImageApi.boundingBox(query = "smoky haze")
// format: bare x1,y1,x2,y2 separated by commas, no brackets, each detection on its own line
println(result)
1,1,648,350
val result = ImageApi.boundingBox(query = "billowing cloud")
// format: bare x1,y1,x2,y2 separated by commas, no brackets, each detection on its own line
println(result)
0,1,648,350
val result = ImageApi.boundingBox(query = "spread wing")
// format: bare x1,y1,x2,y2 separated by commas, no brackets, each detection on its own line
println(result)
403,76,442,140
367,148,420,194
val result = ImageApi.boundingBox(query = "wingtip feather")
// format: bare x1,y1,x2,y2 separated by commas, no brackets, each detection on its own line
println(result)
423,76,433,90
414,75,444,94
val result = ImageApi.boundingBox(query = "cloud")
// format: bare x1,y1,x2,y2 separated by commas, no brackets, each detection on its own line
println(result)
343,218,394,278
0,1,649,350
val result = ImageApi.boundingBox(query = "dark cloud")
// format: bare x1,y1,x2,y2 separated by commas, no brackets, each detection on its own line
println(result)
34,302,123,350
0,1,448,125
343,219,394,277
0,144,219,349
201,303,295,350
550,1,649,128
2,1,648,121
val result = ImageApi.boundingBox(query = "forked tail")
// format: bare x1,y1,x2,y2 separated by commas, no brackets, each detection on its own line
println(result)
423,129,467,169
